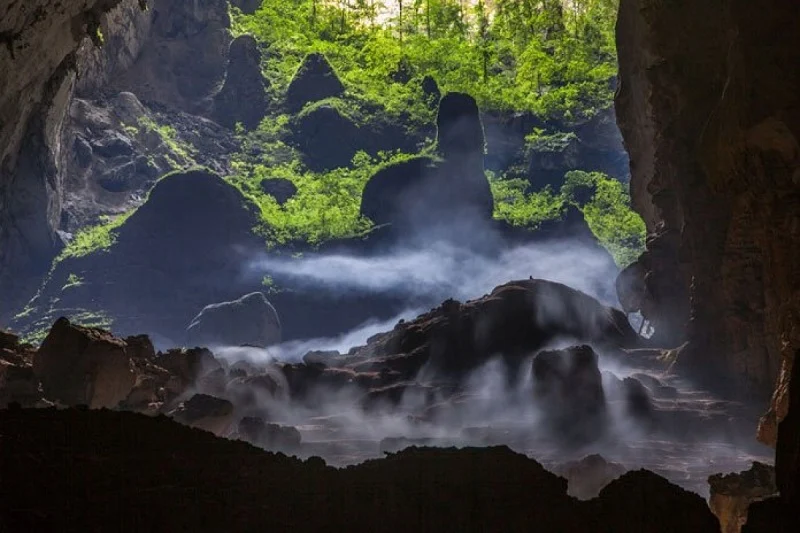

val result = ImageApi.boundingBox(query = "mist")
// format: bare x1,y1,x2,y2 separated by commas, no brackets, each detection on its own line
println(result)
247,236,620,307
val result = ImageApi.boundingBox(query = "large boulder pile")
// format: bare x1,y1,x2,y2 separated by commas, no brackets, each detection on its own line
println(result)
213,35,269,130
360,92,493,231
286,53,345,113
187,292,281,349
339,279,638,380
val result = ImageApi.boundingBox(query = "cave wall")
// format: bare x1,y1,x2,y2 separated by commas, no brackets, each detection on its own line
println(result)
615,0,800,437
0,0,233,322
0,0,136,318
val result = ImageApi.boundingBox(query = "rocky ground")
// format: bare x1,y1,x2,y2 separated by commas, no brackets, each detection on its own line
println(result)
0,279,778,513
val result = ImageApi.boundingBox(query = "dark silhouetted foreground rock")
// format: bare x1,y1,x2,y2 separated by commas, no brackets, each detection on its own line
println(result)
0,407,721,532
187,292,281,349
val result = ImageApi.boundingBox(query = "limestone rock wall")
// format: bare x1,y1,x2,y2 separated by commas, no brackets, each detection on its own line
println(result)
0,0,135,318
615,0,800,422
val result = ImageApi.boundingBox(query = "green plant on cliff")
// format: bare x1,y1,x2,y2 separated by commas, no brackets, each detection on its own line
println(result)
490,170,645,266
562,170,645,266
58,211,133,260
229,149,420,245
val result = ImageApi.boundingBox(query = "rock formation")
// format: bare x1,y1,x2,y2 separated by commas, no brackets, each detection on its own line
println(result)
259,177,298,205
341,279,638,381
615,0,800,406
709,462,777,533
0,0,244,323
532,345,607,442
11,169,264,344
34,317,141,408
285,53,345,113
0,0,144,318
742,354,800,532
360,92,494,231
553,454,627,500
0,331,41,408
110,0,231,113
186,292,281,349
213,35,269,130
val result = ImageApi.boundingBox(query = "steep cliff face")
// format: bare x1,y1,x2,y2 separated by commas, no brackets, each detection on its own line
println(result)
0,0,235,322
615,0,800,422
0,0,137,317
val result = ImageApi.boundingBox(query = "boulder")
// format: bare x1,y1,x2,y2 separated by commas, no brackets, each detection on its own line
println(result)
553,454,627,500
349,280,638,381
709,462,777,533
213,35,269,130
156,347,221,387
593,469,722,532
286,53,345,113
92,131,135,158
290,103,361,171
0,333,41,407
170,393,235,435
260,178,298,205
187,292,281,349
532,345,607,441
34,317,137,408
236,417,301,450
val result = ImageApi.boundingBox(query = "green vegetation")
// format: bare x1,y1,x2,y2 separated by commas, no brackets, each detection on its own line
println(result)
62,273,84,291
570,171,646,266
52,1,641,270
57,211,133,260
491,170,645,266
232,0,618,122
231,150,422,245
137,116,195,165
